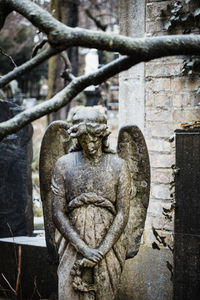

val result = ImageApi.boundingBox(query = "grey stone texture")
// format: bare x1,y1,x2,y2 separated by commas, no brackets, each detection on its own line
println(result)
118,246,173,300
0,100,33,238
119,0,145,131
40,107,150,299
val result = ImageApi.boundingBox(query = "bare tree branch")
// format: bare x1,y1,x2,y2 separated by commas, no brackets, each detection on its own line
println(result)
60,51,75,81
1,0,200,140
1,28,196,141
0,47,17,68
0,45,60,88
85,7,107,31
32,38,48,57
60,51,72,72
2,0,200,57
0,55,137,140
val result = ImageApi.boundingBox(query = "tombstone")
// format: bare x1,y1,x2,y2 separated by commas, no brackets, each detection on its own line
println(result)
84,89,101,106
0,99,33,237
174,128,200,299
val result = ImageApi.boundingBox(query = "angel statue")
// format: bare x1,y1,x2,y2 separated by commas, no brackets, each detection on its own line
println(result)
39,107,150,300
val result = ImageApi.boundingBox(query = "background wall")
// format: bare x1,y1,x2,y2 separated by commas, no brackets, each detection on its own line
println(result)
119,0,200,299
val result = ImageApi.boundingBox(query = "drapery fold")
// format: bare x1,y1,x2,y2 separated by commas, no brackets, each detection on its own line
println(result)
55,202,126,300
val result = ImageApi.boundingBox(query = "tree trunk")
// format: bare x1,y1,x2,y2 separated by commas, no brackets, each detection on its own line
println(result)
47,0,79,123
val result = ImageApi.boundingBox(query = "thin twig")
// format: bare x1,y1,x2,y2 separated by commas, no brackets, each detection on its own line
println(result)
1,273,16,296
85,7,107,31
0,47,17,68
15,245,22,294
7,223,18,266
0,55,136,140
0,45,60,88
32,38,48,57
60,51,75,81
60,51,72,71
30,277,41,300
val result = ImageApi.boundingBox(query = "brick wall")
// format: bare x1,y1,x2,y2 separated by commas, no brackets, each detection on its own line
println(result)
144,0,200,248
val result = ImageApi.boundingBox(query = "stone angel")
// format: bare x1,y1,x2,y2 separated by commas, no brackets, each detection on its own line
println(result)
39,107,150,300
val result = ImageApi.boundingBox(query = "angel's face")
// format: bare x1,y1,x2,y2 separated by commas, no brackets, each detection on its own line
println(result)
78,133,102,158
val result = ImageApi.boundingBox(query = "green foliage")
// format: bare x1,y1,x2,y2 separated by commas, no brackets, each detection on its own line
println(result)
181,55,200,76
161,0,200,83
161,0,200,33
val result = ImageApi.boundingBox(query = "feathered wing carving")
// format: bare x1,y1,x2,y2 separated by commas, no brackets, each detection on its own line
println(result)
117,125,150,259
39,121,73,263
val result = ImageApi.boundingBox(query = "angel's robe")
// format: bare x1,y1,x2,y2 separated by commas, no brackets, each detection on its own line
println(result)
52,151,131,300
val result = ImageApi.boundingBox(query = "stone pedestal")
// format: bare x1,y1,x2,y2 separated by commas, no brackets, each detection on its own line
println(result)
118,246,172,300
0,100,33,237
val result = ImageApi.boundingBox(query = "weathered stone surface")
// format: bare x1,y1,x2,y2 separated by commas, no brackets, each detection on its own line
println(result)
117,246,173,300
151,169,173,184
146,1,170,21
154,93,171,107
0,100,33,237
146,138,171,152
151,123,174,138
119,0,145,131
150,154,174,168
172,94,191,107
151,183,171,199
146,108,173,122
40,107,150,299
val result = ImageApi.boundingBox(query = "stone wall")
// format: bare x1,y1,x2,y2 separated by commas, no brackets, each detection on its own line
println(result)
119,0,200,299
144,0,200,252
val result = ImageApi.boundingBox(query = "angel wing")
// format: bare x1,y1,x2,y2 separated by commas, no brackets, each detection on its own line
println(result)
39,120,73,263
117,125,150,259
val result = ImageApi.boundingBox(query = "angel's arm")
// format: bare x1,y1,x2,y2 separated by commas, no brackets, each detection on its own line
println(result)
52,159,103,263
98,160,131,256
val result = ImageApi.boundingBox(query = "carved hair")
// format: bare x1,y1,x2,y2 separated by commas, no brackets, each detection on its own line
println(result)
68,107,114,153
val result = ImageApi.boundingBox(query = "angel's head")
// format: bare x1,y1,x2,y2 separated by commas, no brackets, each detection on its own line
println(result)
68,107,113,158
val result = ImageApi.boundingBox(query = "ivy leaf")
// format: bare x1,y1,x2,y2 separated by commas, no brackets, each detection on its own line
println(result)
194,8,200,18
174,1,182,10
181,68,185,73
152,242,160,250
164,21,172,30
196,87,200,94
187,61,194,67
170,15,176,21
181,13,190,22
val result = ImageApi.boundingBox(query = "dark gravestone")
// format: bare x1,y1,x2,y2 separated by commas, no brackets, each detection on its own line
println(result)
0,100,33,237
0,237,57,299
174,128,200,300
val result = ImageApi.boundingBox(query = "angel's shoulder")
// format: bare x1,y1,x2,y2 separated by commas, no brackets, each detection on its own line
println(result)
55,151,80,169
106,153,127,170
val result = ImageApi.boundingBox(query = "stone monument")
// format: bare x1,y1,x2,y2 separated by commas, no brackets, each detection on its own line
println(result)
0,99,33,237
39,107,150,299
